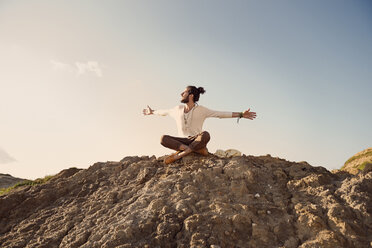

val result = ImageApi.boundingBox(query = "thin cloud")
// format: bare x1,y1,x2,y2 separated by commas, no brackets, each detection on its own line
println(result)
75,61,103,77
50,60,75,73
0,147,16,164
50,60,104,77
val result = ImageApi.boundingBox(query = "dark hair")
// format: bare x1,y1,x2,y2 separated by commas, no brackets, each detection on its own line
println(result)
187,85,206,102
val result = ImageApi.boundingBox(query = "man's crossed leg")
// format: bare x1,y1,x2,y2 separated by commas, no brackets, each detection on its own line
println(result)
160,131,210,164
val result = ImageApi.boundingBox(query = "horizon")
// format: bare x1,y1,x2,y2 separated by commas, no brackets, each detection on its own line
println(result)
1,0,371,179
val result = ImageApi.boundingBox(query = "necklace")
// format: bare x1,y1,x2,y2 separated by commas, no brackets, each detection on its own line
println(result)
183,112,189,125
183,104,197,125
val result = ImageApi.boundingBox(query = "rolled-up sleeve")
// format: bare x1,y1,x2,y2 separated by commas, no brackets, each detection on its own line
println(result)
203,106,232,118
153,108,171,116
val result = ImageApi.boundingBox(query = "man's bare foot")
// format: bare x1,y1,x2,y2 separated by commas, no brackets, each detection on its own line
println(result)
164,152,180,164
164,148,193,164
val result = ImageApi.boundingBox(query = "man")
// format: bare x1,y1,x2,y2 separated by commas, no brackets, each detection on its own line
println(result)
143,86,257,164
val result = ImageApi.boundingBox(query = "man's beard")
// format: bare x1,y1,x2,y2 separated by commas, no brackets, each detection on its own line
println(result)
181,98,189,103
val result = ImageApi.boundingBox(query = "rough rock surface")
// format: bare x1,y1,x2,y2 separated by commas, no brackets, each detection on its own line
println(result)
0,173,26,189
0,154,371,248
342,147,372,175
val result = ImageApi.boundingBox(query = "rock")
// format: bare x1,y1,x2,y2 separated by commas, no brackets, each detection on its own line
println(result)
0,173,26,189
0,154,371,247
214,149,242,158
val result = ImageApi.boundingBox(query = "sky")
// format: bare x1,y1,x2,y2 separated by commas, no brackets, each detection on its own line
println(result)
0,0,371,179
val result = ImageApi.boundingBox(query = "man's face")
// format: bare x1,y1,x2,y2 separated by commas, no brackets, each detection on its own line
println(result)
180,88,190,103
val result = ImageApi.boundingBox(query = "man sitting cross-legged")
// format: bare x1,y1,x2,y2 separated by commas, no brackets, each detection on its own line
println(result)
143,85,257,164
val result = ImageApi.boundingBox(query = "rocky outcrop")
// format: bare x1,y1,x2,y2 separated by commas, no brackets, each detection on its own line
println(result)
0,173,26,189
342,147,372,175
0,154,371,247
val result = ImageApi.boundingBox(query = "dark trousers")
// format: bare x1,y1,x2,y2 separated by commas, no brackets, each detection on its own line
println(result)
160,131,210,151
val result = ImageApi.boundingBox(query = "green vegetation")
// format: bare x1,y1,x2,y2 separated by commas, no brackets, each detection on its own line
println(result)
342,150,372,167
0,175,54,196
357,162,372,171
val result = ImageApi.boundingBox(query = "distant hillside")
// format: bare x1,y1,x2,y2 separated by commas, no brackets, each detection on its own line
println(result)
341,147,372,174
0,154,371,247
0,173,26,189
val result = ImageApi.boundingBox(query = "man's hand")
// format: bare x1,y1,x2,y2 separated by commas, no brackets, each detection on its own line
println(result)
143,105,154,115
243,108,257,120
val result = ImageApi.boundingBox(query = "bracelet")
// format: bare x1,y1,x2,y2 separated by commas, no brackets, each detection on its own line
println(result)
237,112,243,123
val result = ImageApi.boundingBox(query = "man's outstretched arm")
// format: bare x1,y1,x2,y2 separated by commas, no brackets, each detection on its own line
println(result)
204,106,257,120
232,108,257,120
143,105,171,116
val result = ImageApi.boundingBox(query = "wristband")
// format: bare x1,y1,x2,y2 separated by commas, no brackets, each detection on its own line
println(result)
237,112,243,123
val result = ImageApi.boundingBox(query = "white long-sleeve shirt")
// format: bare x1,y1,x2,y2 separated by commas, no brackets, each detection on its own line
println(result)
154,104,232,137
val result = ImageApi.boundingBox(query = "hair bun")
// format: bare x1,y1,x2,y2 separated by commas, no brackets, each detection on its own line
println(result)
198,87,206,94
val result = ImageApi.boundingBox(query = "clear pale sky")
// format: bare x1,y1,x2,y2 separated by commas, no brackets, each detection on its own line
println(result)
1,1,371,179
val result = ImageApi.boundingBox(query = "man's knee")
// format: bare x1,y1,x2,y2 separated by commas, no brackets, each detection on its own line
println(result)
160,135,170,146
201,131,210,142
